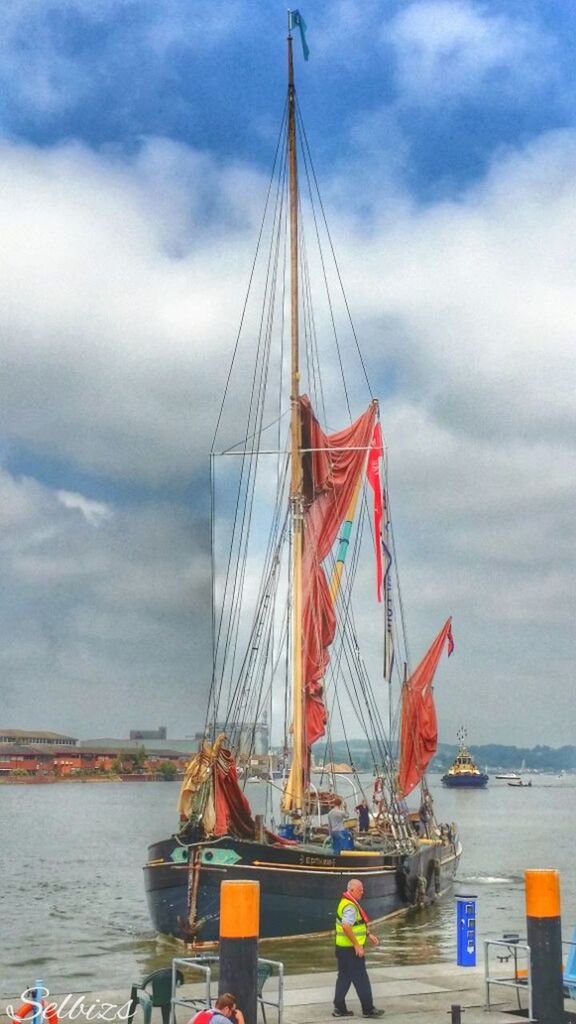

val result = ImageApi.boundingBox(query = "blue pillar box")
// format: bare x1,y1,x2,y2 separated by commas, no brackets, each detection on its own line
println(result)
456,895,477,966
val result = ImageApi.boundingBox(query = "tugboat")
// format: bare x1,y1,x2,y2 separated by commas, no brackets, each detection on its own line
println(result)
441,730,489,788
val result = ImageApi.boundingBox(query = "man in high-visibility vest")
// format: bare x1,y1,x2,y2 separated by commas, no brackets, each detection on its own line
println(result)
333,878,385,1018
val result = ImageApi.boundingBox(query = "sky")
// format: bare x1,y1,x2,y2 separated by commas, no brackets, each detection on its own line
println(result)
0,0,574,747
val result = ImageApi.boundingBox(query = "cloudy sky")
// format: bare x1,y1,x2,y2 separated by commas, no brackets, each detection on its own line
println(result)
0,0,574,747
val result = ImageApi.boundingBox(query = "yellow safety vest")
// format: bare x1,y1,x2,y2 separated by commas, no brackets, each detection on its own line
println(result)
335,896,368,947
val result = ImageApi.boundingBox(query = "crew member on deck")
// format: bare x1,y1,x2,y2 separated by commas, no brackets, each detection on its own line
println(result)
355,799,370,833
328,797,349,853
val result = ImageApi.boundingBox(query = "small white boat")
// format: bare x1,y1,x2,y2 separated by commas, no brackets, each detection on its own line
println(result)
495,772,521,781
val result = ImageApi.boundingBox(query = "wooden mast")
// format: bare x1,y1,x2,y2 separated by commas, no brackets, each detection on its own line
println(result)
287,22,305,811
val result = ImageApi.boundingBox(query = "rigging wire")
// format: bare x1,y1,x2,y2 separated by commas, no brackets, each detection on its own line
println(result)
210,120,289,723
204,83,426,831
297,102,373,402
297,102,351,420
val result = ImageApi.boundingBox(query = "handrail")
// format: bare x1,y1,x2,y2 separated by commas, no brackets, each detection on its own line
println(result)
171,956,216,1022
484,938,533,1020
169,954,284,1024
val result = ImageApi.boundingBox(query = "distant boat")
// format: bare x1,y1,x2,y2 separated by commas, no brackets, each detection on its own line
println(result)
495,772,521,781
508,778,532,787
441,733,488,788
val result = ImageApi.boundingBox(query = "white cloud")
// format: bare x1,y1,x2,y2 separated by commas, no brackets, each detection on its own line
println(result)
0,466,211,732
0,1,241,120
0,137,266,483
0,118,575,743
339,129,576,449
389,0,551,104
57,490,112,526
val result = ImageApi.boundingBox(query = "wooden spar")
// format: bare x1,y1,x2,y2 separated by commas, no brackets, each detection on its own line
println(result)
286,25,305,812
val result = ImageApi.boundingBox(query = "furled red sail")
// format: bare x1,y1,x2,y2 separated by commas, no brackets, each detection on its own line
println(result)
397,617,454,798
178,735,255,839
299,396,378,745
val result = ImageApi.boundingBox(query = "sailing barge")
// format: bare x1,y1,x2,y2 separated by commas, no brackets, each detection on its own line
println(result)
144,15,461,943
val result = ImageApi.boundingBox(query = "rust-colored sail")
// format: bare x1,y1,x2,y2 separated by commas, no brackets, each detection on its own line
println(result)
398,617,453,798
300,395,378,745
283,397,377,811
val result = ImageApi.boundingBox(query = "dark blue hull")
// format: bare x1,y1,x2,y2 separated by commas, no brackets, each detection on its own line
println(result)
144,834,461,942
441,773,488,787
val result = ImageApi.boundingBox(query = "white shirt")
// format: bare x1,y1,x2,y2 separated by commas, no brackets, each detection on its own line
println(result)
341,903,358,926
328,807,346,831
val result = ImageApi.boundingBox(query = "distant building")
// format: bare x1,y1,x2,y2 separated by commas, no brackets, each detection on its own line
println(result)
0,742,190,777
0,729,77,747
130,727,167,741
80,737,195,754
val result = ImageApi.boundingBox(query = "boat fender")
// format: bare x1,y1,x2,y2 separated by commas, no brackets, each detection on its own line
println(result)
13,1002,59,1024
415,875,428,909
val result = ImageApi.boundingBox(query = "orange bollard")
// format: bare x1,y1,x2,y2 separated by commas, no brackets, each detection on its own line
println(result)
219,881,260,1024
525,869,564,1023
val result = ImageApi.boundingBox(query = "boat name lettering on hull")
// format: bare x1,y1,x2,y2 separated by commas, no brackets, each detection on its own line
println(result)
299,855,335,867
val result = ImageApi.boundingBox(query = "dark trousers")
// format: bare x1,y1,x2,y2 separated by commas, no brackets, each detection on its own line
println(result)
334,946,375,1013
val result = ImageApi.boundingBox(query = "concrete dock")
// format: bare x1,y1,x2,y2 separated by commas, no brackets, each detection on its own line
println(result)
4,960,566,1024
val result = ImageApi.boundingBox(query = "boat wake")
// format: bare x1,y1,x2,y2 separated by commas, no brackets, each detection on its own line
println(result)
460,873,520,885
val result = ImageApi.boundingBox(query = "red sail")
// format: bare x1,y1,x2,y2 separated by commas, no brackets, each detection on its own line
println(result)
214,746,256,838
299,396,378,745
398,617,453,798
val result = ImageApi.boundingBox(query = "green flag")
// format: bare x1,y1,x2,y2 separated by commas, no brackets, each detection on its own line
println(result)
289,9,309,61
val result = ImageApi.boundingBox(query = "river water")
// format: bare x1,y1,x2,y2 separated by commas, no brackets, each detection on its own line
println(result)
1,774,574,997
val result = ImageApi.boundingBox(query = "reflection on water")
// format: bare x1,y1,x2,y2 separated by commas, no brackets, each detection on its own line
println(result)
1,775,575,996
133,902,450,983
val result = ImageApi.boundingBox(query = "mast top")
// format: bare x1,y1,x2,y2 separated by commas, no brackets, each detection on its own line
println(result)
287,10,310,63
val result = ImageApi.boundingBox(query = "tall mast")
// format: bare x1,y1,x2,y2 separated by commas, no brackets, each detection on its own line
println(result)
288,22,305,810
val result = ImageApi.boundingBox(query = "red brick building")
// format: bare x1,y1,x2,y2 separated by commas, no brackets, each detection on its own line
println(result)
0,730,190,777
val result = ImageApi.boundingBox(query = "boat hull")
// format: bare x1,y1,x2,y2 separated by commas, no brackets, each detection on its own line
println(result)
144,835,460,942
441,773,488,788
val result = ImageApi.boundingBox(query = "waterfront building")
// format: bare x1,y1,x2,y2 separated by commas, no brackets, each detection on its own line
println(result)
0,729,77,746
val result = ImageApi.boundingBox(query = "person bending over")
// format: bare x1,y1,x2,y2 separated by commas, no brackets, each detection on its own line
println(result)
191,993,245,1024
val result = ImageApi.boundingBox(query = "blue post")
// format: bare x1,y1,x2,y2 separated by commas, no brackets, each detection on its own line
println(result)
456,895,477,966
33,980,44,1024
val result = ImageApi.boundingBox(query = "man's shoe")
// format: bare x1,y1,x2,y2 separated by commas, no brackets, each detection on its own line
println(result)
363,1011,385,1018
332,1011,354,1018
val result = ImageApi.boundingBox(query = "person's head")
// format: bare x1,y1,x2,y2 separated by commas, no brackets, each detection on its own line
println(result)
215,994,237,1017
361,799,368,807
347,878,364,899
334,797,343,807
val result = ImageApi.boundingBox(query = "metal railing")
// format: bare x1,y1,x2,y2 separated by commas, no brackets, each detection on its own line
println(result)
484,938,533,1020
169,954,284,1024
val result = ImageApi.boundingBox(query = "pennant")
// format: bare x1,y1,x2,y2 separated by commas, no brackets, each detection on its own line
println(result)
366,421,394,681
289,9,310,61
447,621,455,656
366,422,384,601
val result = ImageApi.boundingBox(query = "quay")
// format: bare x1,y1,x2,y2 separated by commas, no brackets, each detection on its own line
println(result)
5,962,575,1024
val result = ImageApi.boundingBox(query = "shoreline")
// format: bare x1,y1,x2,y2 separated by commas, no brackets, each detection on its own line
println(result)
0,774,179,785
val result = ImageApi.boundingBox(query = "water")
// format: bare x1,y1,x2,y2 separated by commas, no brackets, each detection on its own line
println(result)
0,774,574,997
